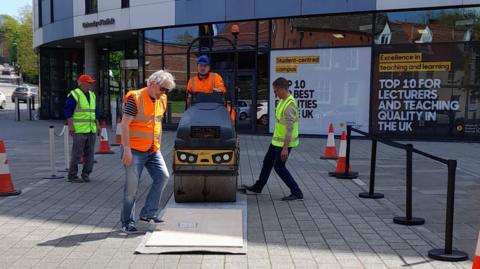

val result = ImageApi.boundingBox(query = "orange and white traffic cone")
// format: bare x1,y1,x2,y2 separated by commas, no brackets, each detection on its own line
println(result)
96,121,114,154
0,140,21,196
111,117,122,146
473,232,480,269
329,131,358,179
321,123,337,160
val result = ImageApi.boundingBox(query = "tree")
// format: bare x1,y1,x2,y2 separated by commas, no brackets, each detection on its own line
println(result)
16,5,37,83
0,5,38,83
0,15,19,64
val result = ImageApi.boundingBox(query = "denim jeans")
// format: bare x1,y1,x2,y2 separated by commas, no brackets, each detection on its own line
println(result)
255,144,303,197
121,148,169,227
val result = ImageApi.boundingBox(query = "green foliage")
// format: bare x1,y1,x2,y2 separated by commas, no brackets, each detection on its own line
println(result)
0,5,38,83
0,15,19,63
167,87,187,101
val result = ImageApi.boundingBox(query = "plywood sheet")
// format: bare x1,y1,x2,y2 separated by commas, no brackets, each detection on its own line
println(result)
145,208,243,247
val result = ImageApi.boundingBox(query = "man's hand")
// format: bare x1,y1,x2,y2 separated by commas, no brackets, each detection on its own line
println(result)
281,147,289,162
213,88,221,93
68,125,75,136
122,147,133,166
96,123,101,136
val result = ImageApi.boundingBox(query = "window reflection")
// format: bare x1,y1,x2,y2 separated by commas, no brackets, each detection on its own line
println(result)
375,7,480,44
272,14,373,48
145,29,162,55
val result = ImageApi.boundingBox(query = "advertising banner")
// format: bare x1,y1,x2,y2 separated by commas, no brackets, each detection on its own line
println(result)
269,47,372,135
372,44,480,139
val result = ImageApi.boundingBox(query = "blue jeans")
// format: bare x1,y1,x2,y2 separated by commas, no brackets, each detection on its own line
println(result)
255,144,303,197
121,148,169,227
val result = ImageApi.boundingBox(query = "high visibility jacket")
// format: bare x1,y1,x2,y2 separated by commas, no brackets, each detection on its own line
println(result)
68,88,96,134
125,88,166,152
272,95,299,148
187,72,226,94
187,72,236,122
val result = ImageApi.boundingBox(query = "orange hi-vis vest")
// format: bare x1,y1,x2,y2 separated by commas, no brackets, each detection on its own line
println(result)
187,72,226,94
125,88,166,152
187,72,236,122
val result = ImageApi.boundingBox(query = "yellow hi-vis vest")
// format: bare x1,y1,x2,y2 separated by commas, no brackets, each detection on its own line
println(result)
272,95,299,148
68,88,97,134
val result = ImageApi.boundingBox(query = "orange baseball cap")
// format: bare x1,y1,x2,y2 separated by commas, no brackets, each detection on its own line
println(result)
78,74,96,83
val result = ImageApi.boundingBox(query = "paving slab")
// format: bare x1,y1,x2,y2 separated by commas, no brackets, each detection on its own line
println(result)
0,111,477,268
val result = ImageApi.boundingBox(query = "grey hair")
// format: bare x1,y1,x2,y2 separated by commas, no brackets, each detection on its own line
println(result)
147,70,176,89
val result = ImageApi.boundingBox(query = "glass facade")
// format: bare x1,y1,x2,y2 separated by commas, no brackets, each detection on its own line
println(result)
38,5,480,139
39,48,83,119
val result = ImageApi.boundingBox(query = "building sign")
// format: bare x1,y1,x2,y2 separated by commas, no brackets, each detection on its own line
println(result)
82,18,115,28
270,48,371,135
372,44,480,139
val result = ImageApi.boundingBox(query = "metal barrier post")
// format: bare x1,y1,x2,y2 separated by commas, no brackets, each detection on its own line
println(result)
428,160,468,261
359,139,384,199
393,144,424,225
335,125,358,179
43,126,64,179
15,97,20,121
32,97,35,110
27,97,32,121
58,124,69,172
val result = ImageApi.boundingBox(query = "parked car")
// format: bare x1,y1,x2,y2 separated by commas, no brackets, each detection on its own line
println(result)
238,100,251,120
0,90,6,109
11,85,38,103
257,101,268,125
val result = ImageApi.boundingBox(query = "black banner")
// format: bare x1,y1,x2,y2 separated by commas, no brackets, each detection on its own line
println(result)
372,43,480,139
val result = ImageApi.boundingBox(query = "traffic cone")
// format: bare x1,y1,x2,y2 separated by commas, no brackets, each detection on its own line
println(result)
328,131,358,179
321,123,337,160
96,121,114,154
0,140,21,196
473,232,480,269
111,117,122,146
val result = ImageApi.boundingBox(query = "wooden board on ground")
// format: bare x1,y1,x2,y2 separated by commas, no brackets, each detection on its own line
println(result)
145,208,243,247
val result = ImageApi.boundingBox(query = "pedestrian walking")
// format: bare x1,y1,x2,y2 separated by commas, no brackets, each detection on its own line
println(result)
120,70,175,233
242,77,303,201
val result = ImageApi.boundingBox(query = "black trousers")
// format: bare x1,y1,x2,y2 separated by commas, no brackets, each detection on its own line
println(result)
255,144,303,197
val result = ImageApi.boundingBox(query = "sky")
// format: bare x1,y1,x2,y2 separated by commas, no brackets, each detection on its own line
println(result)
0,0,32,18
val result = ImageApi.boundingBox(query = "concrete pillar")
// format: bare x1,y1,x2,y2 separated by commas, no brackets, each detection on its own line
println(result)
84,38,98,80
83,37,101,119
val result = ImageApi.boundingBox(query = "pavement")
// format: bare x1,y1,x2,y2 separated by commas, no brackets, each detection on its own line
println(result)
0,108,479,269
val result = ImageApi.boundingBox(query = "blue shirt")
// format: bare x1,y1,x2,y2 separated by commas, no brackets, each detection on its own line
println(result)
64,90,99,119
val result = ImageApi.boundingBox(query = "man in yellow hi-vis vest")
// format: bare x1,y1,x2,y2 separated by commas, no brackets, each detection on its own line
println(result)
64,74,100,183
242,77,303,201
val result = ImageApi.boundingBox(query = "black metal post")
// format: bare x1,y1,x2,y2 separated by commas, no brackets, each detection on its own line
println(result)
359,139,384,199
335,125,358,179
393,144,425,225
32,97,35,110
428,160,468,262
27,98,32,120
15,97,20,121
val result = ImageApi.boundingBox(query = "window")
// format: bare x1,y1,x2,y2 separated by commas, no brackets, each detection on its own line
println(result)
50,0,54,23
272,13,373,49
121,0,129,8
38,0,42,27
375,7,480,44
317,80,331,104
85,0,97,14
145,29,163,55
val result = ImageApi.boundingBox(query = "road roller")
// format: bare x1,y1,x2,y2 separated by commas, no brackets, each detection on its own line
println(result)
173,92,239,202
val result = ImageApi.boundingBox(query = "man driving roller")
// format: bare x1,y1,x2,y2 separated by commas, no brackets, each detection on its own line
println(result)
186,55,235,122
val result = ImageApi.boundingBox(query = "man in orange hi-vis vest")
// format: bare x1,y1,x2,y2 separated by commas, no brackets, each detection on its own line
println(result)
187,55,236,122
119,70,176,234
